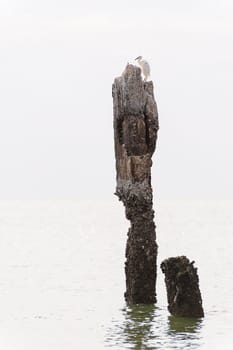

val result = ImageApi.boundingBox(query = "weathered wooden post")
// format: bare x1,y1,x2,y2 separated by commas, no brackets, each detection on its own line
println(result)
161,256,204,317
112,64,159,304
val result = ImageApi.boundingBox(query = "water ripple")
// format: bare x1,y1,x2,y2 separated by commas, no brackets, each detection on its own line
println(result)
105,305,203,349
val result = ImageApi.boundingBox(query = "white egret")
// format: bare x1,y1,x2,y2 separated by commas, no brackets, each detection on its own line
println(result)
135,56,151,81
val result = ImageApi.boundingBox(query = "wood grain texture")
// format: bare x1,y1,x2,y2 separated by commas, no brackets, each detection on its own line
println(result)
112,64,159,304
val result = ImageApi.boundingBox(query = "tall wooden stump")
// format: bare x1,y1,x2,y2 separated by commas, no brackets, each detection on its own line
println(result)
112,64,159,304
161,256,204,317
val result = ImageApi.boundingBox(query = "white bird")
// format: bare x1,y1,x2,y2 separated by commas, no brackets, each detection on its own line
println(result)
135,56,150,81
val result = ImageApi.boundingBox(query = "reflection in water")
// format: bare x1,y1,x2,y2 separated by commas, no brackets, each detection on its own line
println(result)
105,305,204,349
166,316,203,348
105,304,161,349
168,315,203,334
120,304,157,349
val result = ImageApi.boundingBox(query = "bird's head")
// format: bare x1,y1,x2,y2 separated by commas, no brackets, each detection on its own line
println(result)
135,56,142,62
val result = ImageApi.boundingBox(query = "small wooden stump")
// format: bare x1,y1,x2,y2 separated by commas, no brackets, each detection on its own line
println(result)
161,256,204,317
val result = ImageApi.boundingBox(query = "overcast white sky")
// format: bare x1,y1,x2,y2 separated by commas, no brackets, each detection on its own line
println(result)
0,0,233,199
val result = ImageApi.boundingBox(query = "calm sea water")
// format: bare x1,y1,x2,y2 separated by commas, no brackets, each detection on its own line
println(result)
0,199,232,349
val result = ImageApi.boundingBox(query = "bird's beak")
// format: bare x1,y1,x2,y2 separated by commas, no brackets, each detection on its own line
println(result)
135,56,140,60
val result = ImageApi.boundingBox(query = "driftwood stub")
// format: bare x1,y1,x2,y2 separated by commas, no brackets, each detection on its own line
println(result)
161,256,204,317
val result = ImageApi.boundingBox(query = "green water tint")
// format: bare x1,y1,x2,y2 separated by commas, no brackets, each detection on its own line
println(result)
117,304,158,349
106,304,203,349
168,315,203,333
